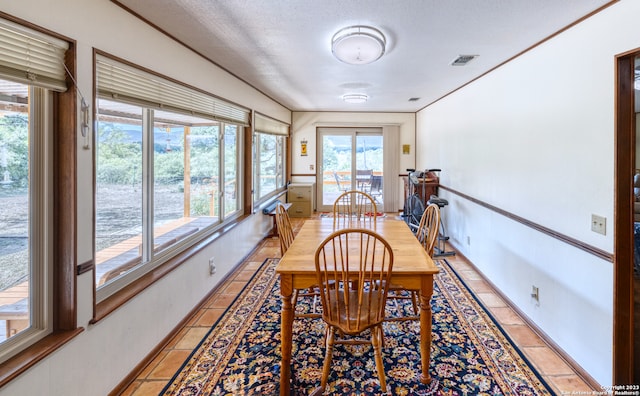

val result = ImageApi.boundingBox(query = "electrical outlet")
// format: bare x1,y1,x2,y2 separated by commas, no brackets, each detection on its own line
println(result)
466,236,470,245
591,214,606,235
209,257,216,275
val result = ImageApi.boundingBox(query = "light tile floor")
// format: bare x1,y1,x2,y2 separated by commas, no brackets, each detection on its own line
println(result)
121,217,598,395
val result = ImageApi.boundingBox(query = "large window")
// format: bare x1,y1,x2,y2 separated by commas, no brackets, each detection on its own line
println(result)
0,16,73,367
223,124,239,215
0,81,50,361
95,54,248,300
253,113,289,203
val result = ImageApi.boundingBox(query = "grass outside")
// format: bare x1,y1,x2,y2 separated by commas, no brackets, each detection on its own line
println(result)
0,184,187,291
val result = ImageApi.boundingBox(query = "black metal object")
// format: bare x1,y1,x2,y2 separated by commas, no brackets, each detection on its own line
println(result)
428,194,455,257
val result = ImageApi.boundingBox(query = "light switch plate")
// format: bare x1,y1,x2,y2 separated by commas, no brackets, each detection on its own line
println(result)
591,214,606,235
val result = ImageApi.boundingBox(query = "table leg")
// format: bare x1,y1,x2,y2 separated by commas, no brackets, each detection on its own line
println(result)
269,214,279,237
419,275,434,384
280,275,294,396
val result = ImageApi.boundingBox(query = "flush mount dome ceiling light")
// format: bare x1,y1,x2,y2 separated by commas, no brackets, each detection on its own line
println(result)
331,25,386,65
342,93,368,103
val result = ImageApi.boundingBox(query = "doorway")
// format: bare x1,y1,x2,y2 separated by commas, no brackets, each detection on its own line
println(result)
614,50,639,385
316,127,383,212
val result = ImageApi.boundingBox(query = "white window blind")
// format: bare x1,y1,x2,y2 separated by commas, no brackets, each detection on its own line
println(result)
0,18,69,92
255,112,289,135
96,55,250,126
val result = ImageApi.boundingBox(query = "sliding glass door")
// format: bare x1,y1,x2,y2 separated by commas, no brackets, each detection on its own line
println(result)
317,128,383,212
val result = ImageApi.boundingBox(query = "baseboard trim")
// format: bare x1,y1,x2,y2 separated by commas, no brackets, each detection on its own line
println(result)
449,245,602,391
107,243,265,396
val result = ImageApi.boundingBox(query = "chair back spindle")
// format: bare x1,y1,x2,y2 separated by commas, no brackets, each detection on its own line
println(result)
275,203,295,255
416,203,440,257
333,190,378,229
313,228,393,393
315,228,393,334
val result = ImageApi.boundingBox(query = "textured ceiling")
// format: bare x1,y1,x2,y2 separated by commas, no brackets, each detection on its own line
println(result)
114,0,613,112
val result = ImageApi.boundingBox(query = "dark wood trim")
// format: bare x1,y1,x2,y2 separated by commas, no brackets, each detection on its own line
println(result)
110,1,291,112
292,170,413,180
450,248,602,390
440,185,613,262
0,0,80,334
0,19,79,388
291,110,416,115
613,51,636,385
107,239,268,395
417,1,619,112
0,329,84,388
244,124,254,215
0,11,75,44
54,43,78,332
77,260,94,276
91,215,249,323
107,297,216,395
107,320,195,395
91,48,99,322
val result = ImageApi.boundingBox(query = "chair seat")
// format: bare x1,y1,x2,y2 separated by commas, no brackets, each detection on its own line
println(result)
325,289,385,335
386,203,439,321
314,228,393,394
276,203,322,319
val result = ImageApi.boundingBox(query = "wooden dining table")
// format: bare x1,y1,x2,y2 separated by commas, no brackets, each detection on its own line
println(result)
275,217,439,395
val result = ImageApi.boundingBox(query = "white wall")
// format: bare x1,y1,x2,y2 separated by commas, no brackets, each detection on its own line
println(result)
291,111,416,212
0,1,287,395
416,0,640,386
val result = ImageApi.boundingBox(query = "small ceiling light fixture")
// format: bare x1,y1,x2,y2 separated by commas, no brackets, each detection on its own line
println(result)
342,93,368,103
332,25,386,65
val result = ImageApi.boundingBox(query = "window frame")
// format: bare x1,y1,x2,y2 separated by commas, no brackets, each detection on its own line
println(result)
221,123,242,217
253,113,289,206
92,51,246,320
0,12,78,387
0,87,53,364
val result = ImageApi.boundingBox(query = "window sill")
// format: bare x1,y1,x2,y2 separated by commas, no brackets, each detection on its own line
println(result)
254,189,288,214
0,328,84,389
91,214,249,323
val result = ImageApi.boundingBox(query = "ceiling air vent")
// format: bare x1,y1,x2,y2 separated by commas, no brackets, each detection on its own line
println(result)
408,97,420,102
451,54,478,66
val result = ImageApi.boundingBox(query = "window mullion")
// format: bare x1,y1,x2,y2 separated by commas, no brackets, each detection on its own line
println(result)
277,136,284,188
141,108,154,262
219,126,225,219
252,133,257,200
29,86,50,330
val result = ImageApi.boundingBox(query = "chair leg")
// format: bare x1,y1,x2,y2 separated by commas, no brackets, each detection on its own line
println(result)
320,326,335,392
292,289,300,311
292,288,323,318
410,291,419,315
311,289,318,314
372,325,389,394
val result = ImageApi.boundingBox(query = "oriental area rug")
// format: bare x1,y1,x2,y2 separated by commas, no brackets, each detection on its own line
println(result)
161,258,553,395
